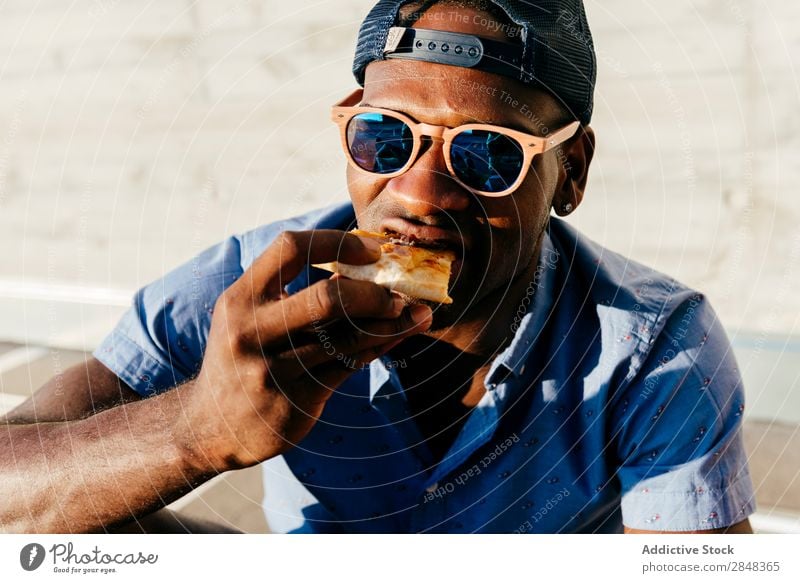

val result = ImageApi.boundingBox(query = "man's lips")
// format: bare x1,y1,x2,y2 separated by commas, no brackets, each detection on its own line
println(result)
379,218,469,256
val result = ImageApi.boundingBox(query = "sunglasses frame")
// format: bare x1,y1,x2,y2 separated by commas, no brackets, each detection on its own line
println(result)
331,89,581,198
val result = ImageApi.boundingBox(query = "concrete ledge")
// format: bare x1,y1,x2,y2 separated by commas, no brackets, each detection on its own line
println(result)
743,420,800,512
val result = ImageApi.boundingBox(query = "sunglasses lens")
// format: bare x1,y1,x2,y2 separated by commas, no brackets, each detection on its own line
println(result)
346,113,414,174
450,130,524,193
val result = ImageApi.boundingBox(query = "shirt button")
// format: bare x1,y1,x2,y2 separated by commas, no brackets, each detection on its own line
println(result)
426,483,438,493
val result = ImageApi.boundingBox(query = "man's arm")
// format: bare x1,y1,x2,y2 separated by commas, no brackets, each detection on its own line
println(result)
0,358,219,533
1,357,142,425
624,518,753,534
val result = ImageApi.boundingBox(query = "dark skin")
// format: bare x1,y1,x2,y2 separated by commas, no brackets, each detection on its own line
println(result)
394,338,492,460
0,3,750,534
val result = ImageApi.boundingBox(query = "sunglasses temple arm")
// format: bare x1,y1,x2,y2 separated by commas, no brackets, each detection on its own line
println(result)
542,121,582,152
330,90,365,122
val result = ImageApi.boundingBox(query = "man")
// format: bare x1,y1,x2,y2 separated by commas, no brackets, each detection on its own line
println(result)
1,0,754,533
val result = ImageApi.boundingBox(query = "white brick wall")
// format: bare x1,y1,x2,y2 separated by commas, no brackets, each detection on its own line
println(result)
0,0,798,342
582,0,800,337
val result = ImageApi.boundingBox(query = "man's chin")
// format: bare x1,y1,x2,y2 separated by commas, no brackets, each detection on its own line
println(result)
428,301,460,330
427,281,492,329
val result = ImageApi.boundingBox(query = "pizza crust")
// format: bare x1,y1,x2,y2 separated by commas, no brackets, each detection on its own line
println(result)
314,230,455,304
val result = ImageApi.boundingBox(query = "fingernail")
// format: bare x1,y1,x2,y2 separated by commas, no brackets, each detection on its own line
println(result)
391,296,405,315
410,304,433,325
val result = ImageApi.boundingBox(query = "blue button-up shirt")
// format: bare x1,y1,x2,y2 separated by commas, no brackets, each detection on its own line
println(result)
94,202,755,533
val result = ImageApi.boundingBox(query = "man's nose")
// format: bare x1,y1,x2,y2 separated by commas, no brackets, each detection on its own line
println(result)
384,139,471,216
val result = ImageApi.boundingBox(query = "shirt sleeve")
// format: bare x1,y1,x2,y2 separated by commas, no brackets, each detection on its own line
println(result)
93,236,245,397
611,292,756,531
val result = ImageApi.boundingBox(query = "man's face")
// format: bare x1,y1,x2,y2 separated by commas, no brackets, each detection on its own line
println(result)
347,6,571,320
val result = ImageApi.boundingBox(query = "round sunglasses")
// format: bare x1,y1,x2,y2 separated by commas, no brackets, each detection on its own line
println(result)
332,89,581,197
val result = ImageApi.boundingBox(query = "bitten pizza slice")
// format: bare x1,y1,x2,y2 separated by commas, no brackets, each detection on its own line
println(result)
314,230,455,304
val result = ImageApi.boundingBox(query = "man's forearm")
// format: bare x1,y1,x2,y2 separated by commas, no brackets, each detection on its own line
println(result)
0,382,216,533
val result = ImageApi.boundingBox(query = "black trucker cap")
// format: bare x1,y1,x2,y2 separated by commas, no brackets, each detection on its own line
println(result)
352,0,597,125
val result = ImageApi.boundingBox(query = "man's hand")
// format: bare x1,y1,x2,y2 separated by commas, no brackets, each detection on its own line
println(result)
186,229,433,471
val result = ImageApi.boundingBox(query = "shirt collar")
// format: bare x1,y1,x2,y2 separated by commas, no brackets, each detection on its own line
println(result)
369,356,406,403
484,224,560,388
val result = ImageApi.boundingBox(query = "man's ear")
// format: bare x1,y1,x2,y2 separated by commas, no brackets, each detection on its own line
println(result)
553,125,595,216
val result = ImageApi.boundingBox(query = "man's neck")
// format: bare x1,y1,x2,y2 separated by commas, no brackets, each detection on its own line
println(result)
428,232,545,358
390,232,546,417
